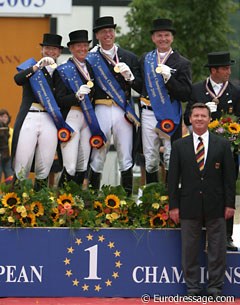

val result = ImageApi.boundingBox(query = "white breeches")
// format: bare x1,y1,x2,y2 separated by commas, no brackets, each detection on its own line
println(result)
90,105,133,173
61,109,91,176
141,108,171,172
13,112,58,180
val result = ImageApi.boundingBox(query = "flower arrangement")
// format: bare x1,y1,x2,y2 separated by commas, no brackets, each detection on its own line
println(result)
208,115,240,150
0,179,178,229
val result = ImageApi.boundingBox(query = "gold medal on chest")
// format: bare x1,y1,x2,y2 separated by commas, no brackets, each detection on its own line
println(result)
114,65,120,73
155,65,162,74
87,80,94,88
212,97,219,105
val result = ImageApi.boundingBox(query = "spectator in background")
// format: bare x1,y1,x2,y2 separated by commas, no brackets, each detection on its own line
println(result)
0,109,13,182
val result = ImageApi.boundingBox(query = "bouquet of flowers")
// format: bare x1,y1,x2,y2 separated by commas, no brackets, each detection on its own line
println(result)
208,115,240,151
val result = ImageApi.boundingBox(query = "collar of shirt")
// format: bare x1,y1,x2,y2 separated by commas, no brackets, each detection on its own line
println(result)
209,77,223,95
100,44,118,59
193,131,209,160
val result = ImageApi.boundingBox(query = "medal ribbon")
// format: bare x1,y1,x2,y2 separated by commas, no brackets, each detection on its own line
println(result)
100,45,119,68
72,57,92,83
144,50,182,137
157,48,172,66
86,51,140,127
205,77,228,101
17,58,74,142
57,60,107,144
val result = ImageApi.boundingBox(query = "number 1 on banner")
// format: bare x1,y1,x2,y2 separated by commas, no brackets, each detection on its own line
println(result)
84,245,101,280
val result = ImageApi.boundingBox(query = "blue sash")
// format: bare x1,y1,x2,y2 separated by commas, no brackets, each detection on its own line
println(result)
17,58,74,143
57,59,107,148
144,50,182,138
86,51,140,127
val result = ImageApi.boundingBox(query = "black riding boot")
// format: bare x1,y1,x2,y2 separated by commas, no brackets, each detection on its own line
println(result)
58,168,75,187
88,168,101,190
34,178,48,191
73,171,86,186
121,168,133,196
146,170,159,184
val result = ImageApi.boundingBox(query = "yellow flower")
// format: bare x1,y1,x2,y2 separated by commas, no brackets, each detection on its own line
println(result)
22,192,29,199
8,216,15,223
228,122,240,134
94,201,104,218
120,200,127,206
150,214,167,228
30,201,44,217
21,211,28,218
2,193,21,209
152,203,160,209
16,206,26,213
208,119,219,129
59,218,65,225
20,214,36,227
0,208,6,214
105,194,120,209
111,212,119,220
57,194,74,206
160,196,169,201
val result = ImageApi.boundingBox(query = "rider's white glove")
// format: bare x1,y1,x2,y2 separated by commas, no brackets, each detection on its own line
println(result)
160,64,171,83
205,101,217,113
75,84,91,101
117,62,135,81
35,57,55,69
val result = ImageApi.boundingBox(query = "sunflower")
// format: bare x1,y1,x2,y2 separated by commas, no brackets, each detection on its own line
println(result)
93,201,104,218
208,119,219,129
228,122,240,134
150,213,167,228
30,201,44,217
105,194,120,209
20,214,36,227
57,194,74,206
51,207,59,223
2,193,20,209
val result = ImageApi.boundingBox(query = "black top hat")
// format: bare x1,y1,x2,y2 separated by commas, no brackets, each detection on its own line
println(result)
204,51,235,67
93,16,116,33
67,30,92,47
40,33,64,49
150,18,176,34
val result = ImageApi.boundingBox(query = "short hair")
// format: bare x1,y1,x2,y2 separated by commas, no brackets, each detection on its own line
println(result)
189,102,211,117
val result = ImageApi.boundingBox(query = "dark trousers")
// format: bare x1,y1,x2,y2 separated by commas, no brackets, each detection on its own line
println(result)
181,218,226,295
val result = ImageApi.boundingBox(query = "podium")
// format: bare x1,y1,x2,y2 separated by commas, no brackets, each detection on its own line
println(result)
0,227,239,297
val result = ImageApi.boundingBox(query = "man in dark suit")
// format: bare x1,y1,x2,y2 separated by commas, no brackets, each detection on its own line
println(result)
184,51,240,251
86,16,142,196
139,18,192,184
168,103,236,297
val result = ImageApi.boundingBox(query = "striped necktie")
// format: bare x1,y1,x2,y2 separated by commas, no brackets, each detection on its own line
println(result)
196,137,204,171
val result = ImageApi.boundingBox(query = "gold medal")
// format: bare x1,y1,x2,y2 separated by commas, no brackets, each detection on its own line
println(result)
155,66,162,74
50,63,57,69
114,65,120,73
212,97,219,105
87,80,94,88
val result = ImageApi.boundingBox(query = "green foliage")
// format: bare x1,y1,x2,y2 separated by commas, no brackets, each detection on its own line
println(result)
116,0,239,82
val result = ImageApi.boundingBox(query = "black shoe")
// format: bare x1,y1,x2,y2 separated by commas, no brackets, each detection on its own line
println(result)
226,238,238,251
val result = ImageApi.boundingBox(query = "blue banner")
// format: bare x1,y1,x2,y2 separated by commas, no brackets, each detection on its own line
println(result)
57,60,107,147
144,51,182,137
0,228,239,297
87,52,140,127
17,58,74,142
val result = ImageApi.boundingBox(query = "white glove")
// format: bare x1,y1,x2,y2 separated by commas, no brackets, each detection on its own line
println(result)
117,62,135,81
75,84,91,100
205,101,217,113
160,64,171,83
36,57,55,69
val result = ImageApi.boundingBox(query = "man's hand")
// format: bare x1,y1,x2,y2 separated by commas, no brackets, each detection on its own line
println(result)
35,57,55,69
205,101,217,113
75,84,91,100
160,64,171,83
225,207,235,220
117,62,135,81
169,208,180,224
